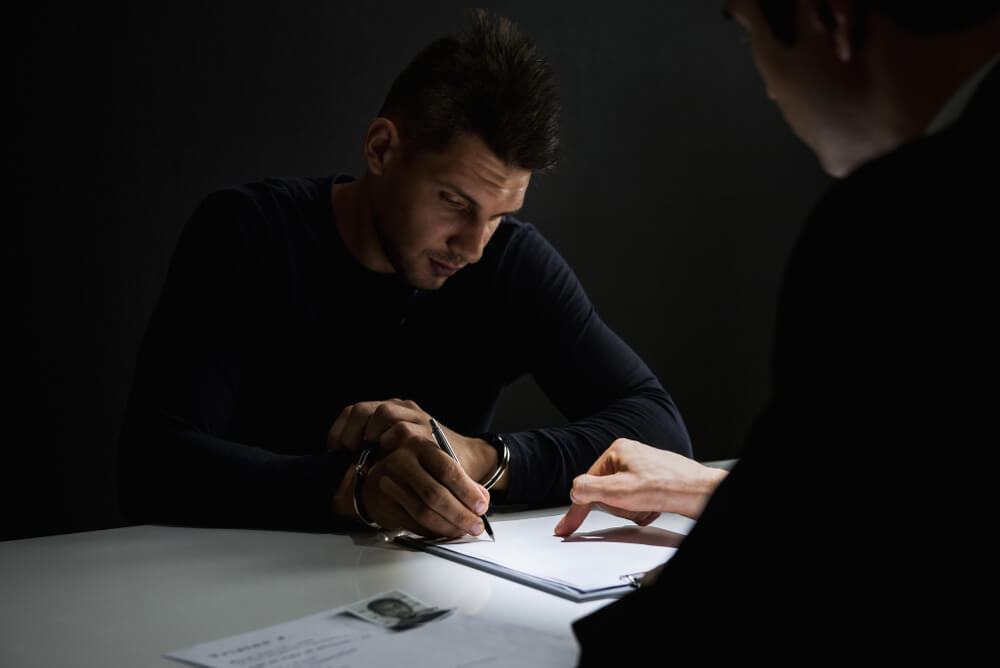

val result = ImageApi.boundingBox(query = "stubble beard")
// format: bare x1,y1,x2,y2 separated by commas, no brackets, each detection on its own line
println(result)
371,212,445,291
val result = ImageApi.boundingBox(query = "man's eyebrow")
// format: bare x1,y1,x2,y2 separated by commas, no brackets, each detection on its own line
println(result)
440,182,522,217
441,183,479,208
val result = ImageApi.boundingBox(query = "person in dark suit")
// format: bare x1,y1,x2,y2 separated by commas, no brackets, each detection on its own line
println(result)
561,1,999,659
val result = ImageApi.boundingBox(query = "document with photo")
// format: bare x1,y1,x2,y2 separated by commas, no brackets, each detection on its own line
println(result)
166,590,576,668
344,589,453,629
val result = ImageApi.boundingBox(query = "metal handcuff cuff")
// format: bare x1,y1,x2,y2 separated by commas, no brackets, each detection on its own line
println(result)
477,433,510,490
352,445,381,529
352,434,510,528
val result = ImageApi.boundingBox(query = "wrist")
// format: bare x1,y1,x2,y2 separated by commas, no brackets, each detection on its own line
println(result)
684,465,728,519
332,465,358,520
352,446,381,529
701,465,728,494
331,447,381,528
476,433,510,491
653,463,728,520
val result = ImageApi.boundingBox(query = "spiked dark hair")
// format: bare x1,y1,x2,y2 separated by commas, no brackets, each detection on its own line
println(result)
378,9,561,171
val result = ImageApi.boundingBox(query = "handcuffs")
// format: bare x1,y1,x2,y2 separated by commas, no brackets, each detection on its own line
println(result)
351,433,511,528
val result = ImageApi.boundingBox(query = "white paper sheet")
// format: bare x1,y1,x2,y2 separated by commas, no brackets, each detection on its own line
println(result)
417,510,685,591
166,592,577,668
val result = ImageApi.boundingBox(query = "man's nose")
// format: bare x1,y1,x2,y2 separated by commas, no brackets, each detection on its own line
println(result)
449,215,493,265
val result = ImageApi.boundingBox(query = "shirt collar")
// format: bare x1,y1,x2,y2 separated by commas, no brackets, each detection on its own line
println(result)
926,53,1000,136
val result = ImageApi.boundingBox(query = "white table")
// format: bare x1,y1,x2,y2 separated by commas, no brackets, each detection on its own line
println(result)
0,506,697,668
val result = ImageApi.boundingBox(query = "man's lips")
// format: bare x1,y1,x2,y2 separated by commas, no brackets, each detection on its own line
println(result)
430,258,462,277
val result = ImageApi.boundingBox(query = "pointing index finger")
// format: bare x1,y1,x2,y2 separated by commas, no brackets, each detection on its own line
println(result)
553,501,592,537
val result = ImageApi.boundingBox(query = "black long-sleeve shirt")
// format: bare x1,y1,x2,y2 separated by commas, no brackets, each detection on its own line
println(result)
118,175,691,530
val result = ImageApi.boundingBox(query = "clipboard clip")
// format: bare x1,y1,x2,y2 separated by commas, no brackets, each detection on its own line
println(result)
619,571,647,588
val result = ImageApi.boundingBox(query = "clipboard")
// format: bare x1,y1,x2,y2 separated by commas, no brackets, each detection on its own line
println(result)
394,534,642,602
391,511,684,603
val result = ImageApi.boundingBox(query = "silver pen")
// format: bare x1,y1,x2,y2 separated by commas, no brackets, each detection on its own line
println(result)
429,419,495,541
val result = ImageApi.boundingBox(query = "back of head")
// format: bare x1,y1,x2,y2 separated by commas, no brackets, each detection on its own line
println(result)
758,0,1000,43
868,0,1000,31
378,9,561,171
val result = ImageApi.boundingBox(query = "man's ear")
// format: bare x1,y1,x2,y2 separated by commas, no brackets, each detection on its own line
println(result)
811,0,858,62
364,117,400,176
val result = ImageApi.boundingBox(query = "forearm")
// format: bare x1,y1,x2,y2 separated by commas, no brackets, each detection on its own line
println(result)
500,385,692,507
488,224,694,506
118,409,355,531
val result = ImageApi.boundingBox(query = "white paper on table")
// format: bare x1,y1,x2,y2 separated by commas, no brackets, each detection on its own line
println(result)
406,510,685,593
166,592,577,668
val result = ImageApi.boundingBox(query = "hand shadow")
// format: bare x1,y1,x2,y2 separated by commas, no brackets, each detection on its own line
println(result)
560,525,685,548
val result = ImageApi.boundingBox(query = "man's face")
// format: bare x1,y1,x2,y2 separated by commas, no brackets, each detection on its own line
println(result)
369,598,414,619
725,0,856,176
372,132,531,290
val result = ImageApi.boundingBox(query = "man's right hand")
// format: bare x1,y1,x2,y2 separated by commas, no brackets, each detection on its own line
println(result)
328,399,490,538
375,440,490,537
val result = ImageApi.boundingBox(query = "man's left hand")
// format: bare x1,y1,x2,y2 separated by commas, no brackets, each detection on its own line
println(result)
327,398,500,487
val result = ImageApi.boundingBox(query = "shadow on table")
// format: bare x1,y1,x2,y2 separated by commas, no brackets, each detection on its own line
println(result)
560,525,685,548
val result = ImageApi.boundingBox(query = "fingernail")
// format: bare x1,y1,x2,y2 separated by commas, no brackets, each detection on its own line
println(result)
471,520,484,534
474,500,487,514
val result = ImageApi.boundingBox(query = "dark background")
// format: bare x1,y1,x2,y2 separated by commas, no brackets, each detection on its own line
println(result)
9,1,829,541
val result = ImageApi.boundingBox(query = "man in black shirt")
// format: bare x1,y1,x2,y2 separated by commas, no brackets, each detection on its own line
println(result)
117,11,691,537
